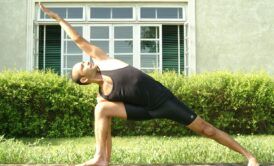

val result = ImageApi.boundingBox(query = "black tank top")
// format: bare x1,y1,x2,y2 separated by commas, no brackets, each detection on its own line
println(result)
99,65,173,110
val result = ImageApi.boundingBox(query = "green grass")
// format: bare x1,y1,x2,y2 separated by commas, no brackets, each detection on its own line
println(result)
0,135,273,165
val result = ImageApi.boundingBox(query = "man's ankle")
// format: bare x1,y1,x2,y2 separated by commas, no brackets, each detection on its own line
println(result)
94,153,106,161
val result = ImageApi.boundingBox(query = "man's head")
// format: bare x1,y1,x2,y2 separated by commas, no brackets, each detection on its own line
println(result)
71,61,99,85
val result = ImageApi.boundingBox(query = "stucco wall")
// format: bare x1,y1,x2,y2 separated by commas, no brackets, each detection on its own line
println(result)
195,0,274,74
0,0,27,71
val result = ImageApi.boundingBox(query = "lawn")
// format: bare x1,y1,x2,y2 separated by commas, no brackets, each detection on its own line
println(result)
0,135,273,165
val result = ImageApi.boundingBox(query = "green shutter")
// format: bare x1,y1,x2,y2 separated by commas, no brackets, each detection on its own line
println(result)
162,25,184,73
39,26,61,75
38,26,44,70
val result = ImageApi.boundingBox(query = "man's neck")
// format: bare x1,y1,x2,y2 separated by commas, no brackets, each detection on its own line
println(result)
91,72,104,86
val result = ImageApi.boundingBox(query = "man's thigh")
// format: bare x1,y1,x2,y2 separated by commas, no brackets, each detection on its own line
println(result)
96,101,127,119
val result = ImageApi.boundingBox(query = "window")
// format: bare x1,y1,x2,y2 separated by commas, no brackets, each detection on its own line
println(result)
90,8,111,18
63,26,83,75
38,26,61,75
114,26,133,65
140,7,183,20
36,4,186,75
90,7,133,20
162,25,184,73
90,26,110,54
39,7,84,20
140,26,160,72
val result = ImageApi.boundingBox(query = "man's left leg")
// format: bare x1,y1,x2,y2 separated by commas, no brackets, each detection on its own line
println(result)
77,101,127,166
94,117,112,162
187,116,259,166
105,118,112,162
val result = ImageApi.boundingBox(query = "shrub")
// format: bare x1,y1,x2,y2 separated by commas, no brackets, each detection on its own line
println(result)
0,70,97,137
150,71,274,135
0,70,273,137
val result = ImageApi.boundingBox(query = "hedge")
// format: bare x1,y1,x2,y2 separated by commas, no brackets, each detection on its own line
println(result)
0,70,273,137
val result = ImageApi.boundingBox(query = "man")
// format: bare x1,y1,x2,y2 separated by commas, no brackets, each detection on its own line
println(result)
40,3,259,166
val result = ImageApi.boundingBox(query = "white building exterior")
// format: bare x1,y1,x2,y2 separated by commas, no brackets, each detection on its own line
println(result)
1,0,273,75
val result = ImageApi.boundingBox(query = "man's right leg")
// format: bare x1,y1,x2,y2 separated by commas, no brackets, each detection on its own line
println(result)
187,116,259,166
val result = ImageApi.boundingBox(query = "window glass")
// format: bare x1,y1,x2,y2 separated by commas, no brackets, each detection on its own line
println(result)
90,27,109,39
141,27,159,39
40,11,45,19
141,54,159,68
64,55,82,68
140,26,160,71
90,7,133,19
66,41,82,54
91,41,109,53
140,8,156,18
41,7,83,19
62,26,84,76
45,8,66,18
114,41,133,53
68,8,83,18
114,26,133,39
158,8,178,18
179,8,183,18
141,41,159,53
114,55,133,66
112,8,133,19
140,7,183,19
90,8,111,18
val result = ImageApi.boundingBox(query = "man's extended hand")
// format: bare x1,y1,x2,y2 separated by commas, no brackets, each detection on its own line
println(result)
39,3,62,21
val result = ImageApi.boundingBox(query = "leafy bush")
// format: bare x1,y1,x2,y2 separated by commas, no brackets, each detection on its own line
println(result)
152,71,273,135
0,70,97,137
0,70,273,137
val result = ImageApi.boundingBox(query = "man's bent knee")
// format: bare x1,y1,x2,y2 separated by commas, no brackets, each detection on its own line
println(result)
94,102,127,119
95,102,109,117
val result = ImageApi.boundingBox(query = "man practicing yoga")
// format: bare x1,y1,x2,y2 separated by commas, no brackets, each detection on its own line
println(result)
40,3,259,166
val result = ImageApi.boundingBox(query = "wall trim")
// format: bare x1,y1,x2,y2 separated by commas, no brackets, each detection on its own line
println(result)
188,0,196,74
26,0,35,71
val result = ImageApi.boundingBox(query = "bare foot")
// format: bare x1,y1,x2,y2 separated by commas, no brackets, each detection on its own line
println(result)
248,157,259,166
76,157,108,166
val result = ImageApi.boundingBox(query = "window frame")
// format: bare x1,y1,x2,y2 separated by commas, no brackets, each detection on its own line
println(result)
138,6,185,22
61,25,85,76
88,6,135,22
139,24,162,72
38,5,85,22
113,25,135,66
34,3,188,75
89,24,112,57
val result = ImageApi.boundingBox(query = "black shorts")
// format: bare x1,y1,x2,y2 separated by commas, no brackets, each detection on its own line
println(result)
124,96,197,126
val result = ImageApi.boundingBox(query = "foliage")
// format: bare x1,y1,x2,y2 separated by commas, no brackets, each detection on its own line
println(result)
149,71,274,135
0,70,97,137
0,70,273,137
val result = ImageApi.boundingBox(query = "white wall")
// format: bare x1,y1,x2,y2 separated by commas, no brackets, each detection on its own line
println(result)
195,0,274,74
0,0,28,71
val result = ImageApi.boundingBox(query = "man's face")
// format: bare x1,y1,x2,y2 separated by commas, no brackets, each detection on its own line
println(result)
72,61,98,84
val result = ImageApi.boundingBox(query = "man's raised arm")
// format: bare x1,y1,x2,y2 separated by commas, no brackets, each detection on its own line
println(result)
39,3,108,61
